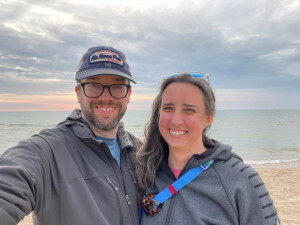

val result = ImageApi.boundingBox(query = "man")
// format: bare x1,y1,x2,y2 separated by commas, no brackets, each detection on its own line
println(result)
0,46,141,225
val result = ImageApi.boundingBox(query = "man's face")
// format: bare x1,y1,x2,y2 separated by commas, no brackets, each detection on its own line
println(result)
75,75,131,136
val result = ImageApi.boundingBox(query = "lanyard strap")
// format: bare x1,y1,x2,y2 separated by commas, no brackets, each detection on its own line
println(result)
142,159,214,216
154,159,214,204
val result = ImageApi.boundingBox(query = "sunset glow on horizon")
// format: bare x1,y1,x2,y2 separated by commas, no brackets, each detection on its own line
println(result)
0,93,155,111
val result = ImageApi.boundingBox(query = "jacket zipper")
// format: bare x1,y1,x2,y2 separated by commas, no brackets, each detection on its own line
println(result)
129,169,137,183
107,176,132,207
125,194,132,205
105,145,137,225
164,158,196,224
101,141,134,225
105,176,123,225
121,151,138,225
164,184,176,224
106,176,119,191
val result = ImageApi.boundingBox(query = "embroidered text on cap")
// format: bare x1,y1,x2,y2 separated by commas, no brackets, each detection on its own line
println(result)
90,50,124,66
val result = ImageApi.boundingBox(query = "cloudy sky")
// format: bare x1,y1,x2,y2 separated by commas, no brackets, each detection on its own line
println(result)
0,0,299,111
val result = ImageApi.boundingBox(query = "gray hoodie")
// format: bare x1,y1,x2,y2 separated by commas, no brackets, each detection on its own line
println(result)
141,139,280,225
0,109,141,225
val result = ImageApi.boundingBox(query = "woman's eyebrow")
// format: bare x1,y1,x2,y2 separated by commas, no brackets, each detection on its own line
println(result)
183,104,197,108
161,102,174,106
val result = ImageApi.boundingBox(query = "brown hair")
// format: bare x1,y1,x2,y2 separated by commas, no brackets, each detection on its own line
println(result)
135,73,216,190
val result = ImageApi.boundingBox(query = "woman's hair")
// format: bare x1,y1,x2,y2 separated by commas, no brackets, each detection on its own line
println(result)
135,73,216,190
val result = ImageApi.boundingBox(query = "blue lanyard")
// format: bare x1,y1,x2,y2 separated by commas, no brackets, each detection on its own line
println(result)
142,159,214,216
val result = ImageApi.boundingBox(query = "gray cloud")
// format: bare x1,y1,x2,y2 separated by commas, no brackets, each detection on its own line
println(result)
0,0,299,108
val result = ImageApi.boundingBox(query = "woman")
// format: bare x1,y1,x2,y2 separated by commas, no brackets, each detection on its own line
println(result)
136,72,280,225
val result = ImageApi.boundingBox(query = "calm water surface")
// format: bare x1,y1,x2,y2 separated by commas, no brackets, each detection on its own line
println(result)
0,110,299,166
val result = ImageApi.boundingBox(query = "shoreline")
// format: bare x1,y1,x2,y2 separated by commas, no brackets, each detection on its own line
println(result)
250,160,300,168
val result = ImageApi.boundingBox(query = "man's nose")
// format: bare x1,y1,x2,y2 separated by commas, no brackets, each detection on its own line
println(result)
98,87,113,100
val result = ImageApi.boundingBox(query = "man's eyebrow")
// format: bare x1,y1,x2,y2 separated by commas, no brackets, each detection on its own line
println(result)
87,77,97,81
112,77,128,83
114,77,125,81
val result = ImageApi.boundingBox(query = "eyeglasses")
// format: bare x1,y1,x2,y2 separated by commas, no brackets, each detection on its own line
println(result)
78,82,131,99
164,72,210,84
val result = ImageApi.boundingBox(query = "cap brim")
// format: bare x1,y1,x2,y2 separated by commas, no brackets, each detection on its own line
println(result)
76,68,136,84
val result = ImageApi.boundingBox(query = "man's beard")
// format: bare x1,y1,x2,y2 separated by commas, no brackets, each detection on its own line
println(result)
82,101,126,131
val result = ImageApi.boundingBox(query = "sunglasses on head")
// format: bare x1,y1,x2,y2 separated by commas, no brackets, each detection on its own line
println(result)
164,72,210,84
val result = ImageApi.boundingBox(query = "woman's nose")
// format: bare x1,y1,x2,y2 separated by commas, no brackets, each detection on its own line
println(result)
170,111,183,125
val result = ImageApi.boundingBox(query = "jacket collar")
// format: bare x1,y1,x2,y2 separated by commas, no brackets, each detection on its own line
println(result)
59,109,135,150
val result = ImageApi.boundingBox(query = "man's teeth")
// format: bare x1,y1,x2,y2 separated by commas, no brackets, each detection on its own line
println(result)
100,107,113,111
170,130,186,136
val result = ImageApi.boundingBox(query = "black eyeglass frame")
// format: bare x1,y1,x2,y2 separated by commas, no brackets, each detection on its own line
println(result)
78,82,131,99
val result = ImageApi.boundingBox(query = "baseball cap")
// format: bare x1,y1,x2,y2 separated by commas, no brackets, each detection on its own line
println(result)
75,46,136,83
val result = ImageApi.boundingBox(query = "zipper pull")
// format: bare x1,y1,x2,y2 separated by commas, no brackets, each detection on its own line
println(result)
129,169,137,183
105,176,119,191
125,195,132,205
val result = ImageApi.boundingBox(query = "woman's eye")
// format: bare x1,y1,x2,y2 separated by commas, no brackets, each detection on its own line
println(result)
185,108,195,113
162,106,173,111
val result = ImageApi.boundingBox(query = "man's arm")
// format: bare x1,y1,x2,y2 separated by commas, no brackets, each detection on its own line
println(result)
0,137,50,224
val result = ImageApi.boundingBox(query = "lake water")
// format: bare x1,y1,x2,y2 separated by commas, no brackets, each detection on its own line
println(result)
0,109,299,167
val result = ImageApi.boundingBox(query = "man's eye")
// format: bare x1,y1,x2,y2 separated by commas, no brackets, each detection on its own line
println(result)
90,83,101,88
112,85,124,89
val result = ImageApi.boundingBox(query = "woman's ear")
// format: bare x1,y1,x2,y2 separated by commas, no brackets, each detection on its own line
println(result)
205,113,214,128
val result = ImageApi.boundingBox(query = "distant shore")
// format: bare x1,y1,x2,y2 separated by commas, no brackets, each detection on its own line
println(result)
18,165,300,225
248,160,300,168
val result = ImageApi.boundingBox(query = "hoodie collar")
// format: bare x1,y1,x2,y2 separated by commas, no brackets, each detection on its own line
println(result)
58,109,135,150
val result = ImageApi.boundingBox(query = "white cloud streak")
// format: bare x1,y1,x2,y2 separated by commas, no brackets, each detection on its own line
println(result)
0,0,299,109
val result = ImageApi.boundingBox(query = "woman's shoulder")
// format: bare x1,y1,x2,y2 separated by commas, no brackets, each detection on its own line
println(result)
211,156,280,225
212,155,262,186
211,156,272,207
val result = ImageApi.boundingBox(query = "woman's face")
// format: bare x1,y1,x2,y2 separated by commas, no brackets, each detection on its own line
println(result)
159,82,213,152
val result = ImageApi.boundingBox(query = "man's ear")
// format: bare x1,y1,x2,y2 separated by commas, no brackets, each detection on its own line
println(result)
75,85,81,103
127,87,132,103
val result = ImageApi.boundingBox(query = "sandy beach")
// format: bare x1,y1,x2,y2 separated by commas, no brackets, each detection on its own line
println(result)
18,165,300,225
257,168,300,224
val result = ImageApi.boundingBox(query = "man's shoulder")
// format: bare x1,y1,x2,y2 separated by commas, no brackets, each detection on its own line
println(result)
26,125,75,150
39,125,72,139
